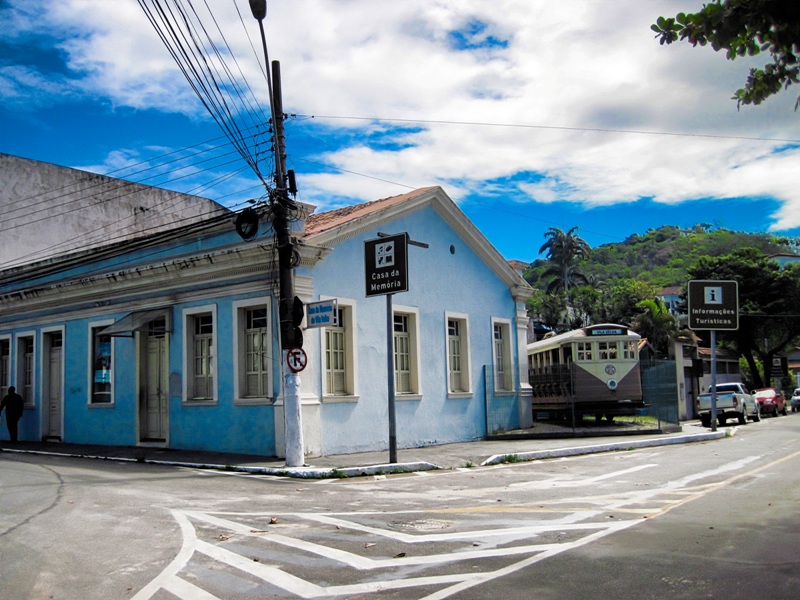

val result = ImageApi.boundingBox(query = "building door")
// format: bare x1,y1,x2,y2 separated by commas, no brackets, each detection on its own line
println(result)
684,367,697,420
141,324,168,441
45,333,63,439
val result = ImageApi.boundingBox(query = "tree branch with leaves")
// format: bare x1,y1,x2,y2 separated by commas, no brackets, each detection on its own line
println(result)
652,0,800,109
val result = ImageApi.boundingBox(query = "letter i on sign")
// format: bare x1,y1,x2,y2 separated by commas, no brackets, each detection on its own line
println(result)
705,287,723,305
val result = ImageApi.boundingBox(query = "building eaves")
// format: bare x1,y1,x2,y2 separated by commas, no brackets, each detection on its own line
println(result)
304,186,533,300
0,210,236,289
304,187,438,237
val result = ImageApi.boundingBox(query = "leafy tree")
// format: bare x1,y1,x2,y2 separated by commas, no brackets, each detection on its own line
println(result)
632,298,680,358
538,227,591,293
606,279,659,325
652,0,800,109
687,248,800,387
570,285,606,327
527,289,569,332
525,225,794,292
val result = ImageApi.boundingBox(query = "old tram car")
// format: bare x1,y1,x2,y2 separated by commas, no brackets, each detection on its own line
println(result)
527,324,644,421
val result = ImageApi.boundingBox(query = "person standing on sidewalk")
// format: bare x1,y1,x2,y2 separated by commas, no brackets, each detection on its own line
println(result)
0,386,24,442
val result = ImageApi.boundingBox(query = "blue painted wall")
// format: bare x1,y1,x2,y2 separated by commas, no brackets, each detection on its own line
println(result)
1,196,524,456
304,203,522,455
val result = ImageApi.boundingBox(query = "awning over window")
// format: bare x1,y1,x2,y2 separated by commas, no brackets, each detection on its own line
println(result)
99,308,172,337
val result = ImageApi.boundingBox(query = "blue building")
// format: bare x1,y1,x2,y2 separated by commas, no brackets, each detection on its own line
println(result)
1,167,533,457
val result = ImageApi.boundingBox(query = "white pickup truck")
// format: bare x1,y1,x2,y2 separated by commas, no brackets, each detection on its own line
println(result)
697,382,761,427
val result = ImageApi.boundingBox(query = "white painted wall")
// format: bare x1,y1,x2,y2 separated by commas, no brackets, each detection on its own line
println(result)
301,203,526,455
1,153,229,269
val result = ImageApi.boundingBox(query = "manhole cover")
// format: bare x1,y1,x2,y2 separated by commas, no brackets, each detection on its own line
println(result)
390,519,451,531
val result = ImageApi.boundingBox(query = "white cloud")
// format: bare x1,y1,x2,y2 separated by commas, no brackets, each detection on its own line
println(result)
0,65,81,106
2,0,799,233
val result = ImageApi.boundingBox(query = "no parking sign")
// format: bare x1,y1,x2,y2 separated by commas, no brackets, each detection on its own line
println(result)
286,347,307,373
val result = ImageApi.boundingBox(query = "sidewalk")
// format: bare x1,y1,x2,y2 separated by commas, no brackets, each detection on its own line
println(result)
0,422,725,479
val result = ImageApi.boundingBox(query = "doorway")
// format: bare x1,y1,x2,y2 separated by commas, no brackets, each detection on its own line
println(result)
43,331,63,440
140,319,168,442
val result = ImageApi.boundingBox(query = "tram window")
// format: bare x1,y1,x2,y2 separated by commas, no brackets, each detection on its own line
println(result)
577,342,592,361
563,345,572,363
599,341,617,360
622,341,636,359
550,349,560,364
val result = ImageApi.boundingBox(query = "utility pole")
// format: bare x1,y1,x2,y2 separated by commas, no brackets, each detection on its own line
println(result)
273,61,305,468
251,1,304,467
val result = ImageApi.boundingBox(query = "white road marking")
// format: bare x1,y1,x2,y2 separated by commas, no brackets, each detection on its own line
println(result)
163,575,222,599
134,454,776,599
509,463,657,489
129,509,203,600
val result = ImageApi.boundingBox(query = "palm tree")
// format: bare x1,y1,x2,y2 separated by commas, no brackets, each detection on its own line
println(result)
538,227,591,293
633,298,679,358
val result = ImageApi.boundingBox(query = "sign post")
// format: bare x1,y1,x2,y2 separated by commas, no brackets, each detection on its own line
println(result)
688,280,739,432
364,233,410,464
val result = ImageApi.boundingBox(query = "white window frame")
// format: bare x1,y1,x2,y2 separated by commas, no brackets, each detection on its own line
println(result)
15,331,36,408
393,305,421,400
445,312,472,397
491,318,514,393
182,305,218,405
88,320,115,405
321,297,359,402
576,341,593,362
622,341,637,360
598,341,618,361
233,298,273,405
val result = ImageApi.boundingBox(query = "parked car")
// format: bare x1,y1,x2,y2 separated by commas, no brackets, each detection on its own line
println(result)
791,388,800,413
697,382,760,426
753,388,787,417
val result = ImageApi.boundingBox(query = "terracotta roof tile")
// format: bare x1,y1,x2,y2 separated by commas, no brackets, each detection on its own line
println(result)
305,187,437,237
659,285,682,295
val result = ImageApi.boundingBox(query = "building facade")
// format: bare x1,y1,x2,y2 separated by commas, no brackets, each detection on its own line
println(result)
1,166,533,457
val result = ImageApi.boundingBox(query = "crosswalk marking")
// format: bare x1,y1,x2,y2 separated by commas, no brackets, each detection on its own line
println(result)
134,454,786,599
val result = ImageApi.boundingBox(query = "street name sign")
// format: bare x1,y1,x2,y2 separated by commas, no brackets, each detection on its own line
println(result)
688,280,739,331
305,299,338,328
364,233,409,297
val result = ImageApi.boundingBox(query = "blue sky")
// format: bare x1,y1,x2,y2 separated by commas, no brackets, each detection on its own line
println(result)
2,0,800,263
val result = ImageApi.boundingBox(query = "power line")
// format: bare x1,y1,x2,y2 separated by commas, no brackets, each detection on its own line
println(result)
137,0,273,187
295,113,800,144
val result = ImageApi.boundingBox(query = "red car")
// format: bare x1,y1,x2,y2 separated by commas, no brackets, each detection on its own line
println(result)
753,388,787,417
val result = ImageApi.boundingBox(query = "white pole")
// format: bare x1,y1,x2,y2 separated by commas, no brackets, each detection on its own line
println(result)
710,330,717,432
283,355,304,467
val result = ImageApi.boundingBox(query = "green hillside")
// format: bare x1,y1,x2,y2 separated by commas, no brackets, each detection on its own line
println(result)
524,225,797,290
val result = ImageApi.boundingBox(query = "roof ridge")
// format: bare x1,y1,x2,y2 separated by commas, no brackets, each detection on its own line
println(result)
305,187,438,237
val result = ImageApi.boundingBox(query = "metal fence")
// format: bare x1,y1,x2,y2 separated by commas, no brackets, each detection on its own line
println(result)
640,359,681,429
485,360,681,439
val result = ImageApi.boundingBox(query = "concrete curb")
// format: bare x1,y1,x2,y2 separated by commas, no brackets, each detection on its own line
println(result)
3,429,730,478
146,460,441,479
1,447,439,479
480,430,730,466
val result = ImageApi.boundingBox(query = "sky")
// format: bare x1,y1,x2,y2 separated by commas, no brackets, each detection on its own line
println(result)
1,0,799,263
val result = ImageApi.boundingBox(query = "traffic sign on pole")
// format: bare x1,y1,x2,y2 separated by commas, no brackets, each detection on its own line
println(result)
286,347,307,373
364,233,409,297
687,280,739,331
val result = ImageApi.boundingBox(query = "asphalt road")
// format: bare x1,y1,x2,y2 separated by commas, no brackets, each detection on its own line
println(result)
2,414,799,599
